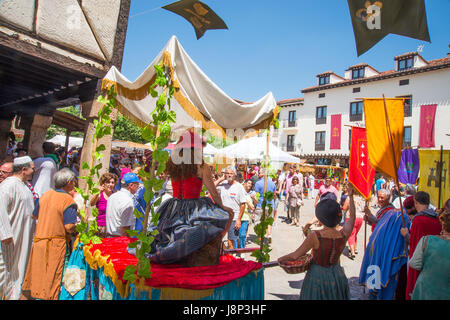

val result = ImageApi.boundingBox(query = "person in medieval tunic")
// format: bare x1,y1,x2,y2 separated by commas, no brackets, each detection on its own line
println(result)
21,168,78,300
0,156,35,300
359,203,411,300
146,130,234,266
364,189,395,232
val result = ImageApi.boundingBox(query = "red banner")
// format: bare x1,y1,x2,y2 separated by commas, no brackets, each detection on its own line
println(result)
419,104,437,148
330,114,341,149
348,127,375,200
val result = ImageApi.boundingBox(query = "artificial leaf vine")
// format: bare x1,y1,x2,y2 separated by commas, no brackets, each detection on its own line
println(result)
75,87,117,245
250,127,279,263
76,61,176,287
122,62,176,282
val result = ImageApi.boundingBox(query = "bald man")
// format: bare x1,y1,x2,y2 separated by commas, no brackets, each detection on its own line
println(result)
0,162,13,184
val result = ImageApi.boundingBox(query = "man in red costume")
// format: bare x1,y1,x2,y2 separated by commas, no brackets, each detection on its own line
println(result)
401,191,441,300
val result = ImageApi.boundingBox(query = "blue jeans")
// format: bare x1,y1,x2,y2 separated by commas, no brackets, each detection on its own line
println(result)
233,220,249,249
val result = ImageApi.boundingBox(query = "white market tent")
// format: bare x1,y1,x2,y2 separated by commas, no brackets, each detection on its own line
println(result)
203,143,219,155
215,136,300,163
101,36,279,136
48,135,84,149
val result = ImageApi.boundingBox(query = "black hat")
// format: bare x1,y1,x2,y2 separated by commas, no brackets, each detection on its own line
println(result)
315,199,342,228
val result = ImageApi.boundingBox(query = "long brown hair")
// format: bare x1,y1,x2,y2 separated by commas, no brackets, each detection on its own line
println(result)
166,147,204,181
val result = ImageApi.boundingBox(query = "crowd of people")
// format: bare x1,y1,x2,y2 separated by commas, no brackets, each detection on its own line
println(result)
0,132,449,300
279,172,450,300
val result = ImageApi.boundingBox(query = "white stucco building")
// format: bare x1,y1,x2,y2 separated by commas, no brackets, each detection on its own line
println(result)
275,51,450,167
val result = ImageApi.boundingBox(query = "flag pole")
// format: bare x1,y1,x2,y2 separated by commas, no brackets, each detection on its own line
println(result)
363,199,368,294
382,95,408,254
438,145,443,209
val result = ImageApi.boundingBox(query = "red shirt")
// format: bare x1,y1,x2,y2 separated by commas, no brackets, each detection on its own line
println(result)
405,214,442,300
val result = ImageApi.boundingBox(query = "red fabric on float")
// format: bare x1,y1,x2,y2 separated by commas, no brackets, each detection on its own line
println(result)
87,237,262,290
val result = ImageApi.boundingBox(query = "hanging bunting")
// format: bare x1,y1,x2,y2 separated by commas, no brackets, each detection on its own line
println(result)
162,0,228,39
347,0,431,56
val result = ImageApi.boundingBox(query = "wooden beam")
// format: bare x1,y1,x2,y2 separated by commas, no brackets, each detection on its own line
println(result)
0,53,88,84
0,32,107,79
111,0,132,69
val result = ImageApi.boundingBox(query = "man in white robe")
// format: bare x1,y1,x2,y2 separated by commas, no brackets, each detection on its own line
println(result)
0,156,35,300
31,142,57,198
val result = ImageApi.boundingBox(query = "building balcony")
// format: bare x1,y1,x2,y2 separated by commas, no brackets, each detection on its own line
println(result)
281,144,302,154
315,144,325,151
281,120,299,131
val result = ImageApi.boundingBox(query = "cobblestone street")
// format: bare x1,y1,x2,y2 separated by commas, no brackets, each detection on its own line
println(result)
244,197,372,300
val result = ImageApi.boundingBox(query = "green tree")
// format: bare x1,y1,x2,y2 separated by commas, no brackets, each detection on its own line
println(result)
46,106,85,139
113,113,148,144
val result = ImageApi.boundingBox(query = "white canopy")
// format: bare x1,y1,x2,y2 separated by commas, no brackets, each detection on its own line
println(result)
215,136,300,163
203,143,219,155
102,36,279,136
48,135,84,148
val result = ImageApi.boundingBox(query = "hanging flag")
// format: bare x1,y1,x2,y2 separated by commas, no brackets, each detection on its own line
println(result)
330,114,342,150
419,104,437,148
348,127,376,199
398,148,420,185
347,0,431,56
363,98,404,179
162,0,228,39
418,149,449,209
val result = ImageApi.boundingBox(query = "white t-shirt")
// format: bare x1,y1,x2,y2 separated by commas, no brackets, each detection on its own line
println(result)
298,173,304,186
217,181,247,220
392,195,406,209
278,172,286,185
31,157,57,198
309,175,315,188
106,188,136,236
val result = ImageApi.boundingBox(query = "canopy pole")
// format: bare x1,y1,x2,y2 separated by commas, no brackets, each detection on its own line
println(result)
438,145,443,209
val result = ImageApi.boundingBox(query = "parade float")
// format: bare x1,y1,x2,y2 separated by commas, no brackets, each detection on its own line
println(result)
60,36,279,300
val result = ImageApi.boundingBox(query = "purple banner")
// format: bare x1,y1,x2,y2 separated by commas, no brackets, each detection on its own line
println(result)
398,149,420,185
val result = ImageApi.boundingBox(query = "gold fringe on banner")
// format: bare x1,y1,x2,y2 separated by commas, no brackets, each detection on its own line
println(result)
102,51,279,137
82,243,217,300
83,244,132,298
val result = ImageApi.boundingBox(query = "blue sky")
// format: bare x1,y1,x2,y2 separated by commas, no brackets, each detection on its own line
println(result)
121,0,450,102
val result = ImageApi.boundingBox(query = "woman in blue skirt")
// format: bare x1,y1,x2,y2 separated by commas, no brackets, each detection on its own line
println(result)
278,185,356,300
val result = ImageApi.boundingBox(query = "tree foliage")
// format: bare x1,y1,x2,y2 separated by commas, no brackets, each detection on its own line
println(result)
46,106,84,140
113,114,148,144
